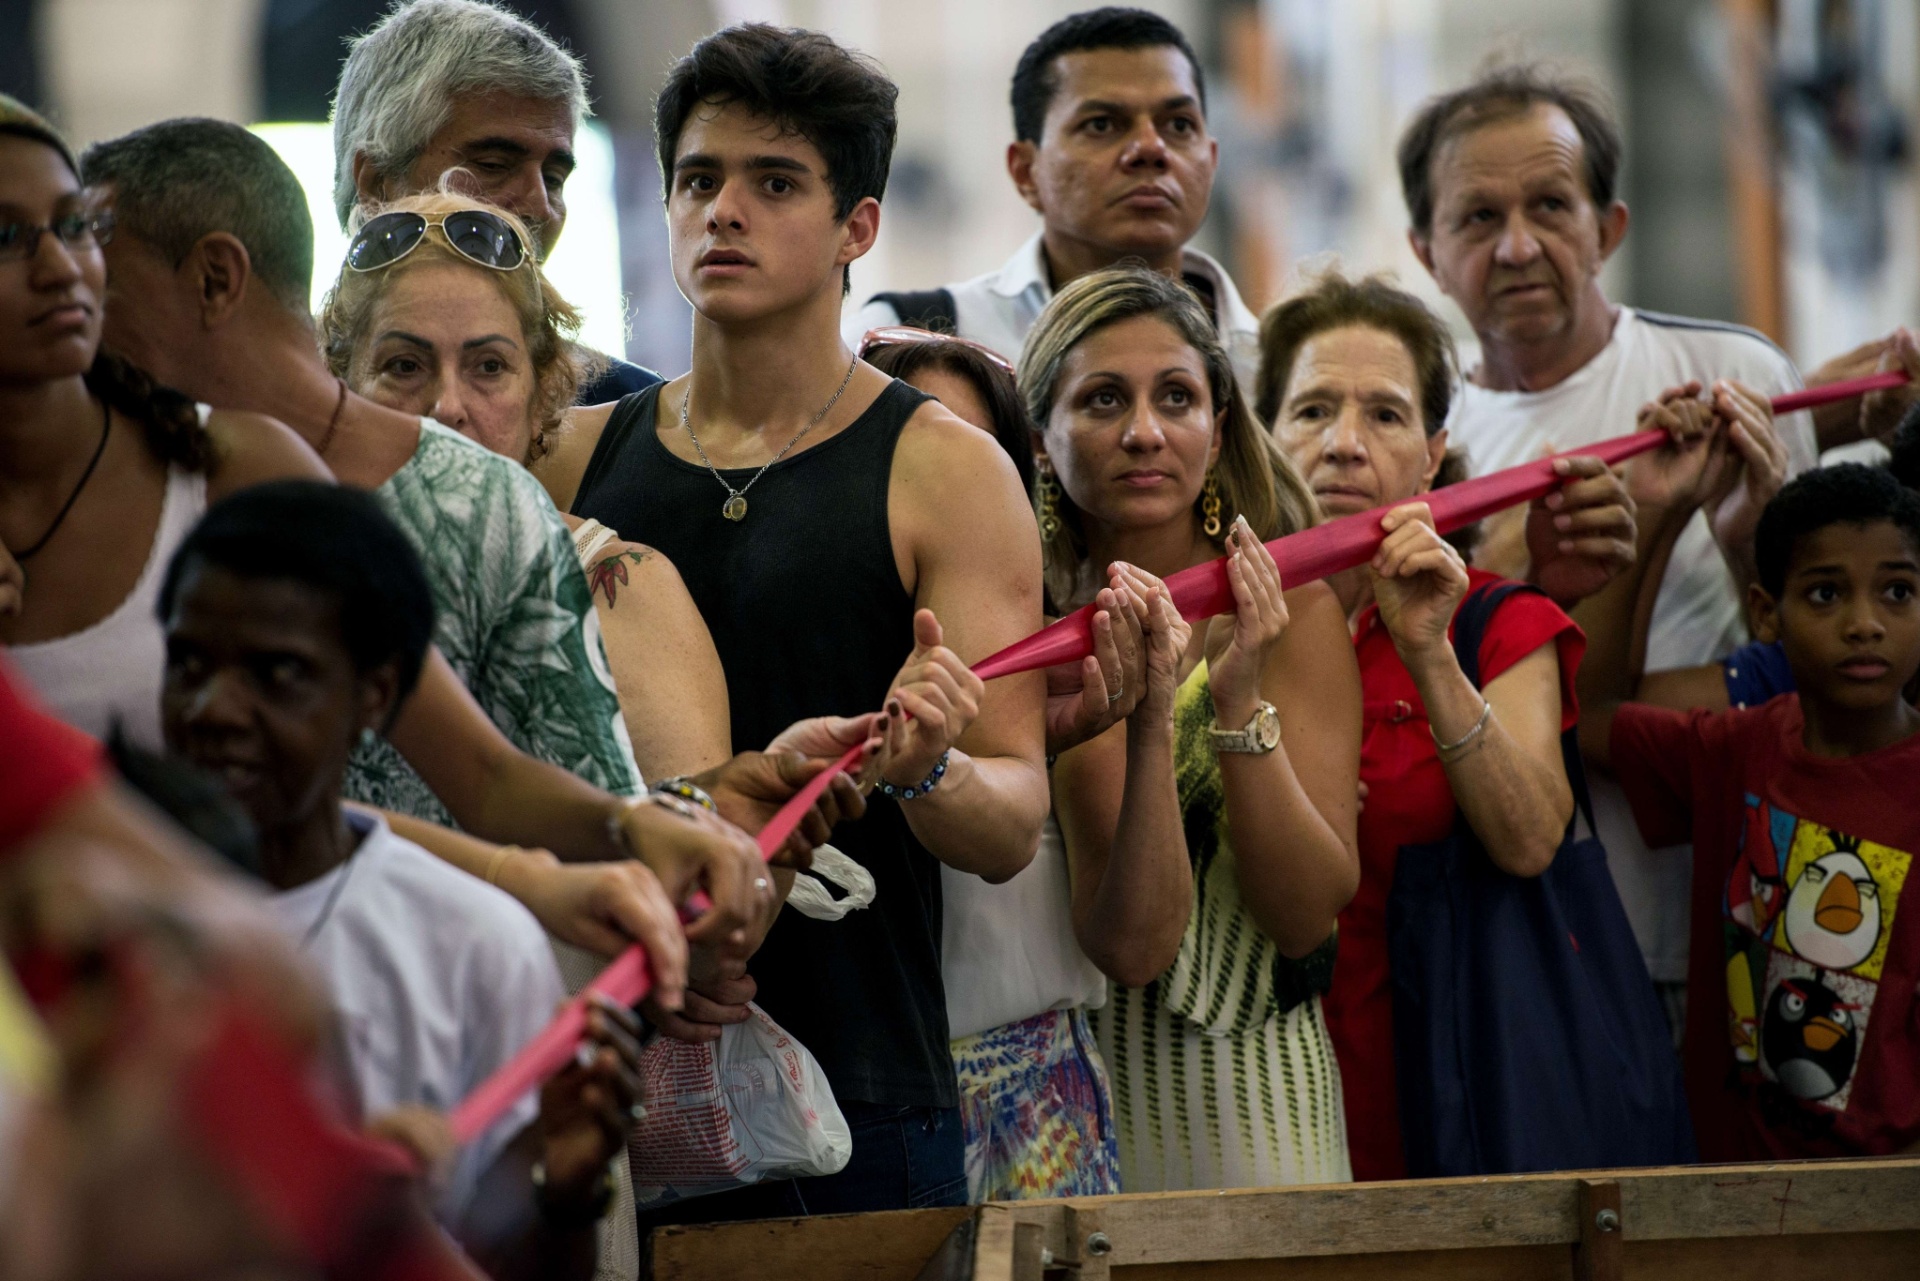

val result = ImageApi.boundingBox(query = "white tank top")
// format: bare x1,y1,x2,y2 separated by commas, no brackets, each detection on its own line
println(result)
9,465,209,753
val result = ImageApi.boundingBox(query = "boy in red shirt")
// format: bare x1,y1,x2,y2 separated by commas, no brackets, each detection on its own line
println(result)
1587,463,1920,1159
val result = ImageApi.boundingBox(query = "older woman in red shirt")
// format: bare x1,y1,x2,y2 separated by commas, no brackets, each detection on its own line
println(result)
1256,273,1621,1180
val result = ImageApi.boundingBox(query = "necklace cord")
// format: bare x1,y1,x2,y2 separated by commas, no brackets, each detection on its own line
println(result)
17,397,112,563
316,377,349,459
679,352,861,509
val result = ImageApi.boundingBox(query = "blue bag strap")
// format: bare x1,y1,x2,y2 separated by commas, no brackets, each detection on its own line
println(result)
1445,580,1600,841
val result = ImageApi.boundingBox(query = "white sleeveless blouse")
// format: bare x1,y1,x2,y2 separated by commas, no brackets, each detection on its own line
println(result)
10,464,208,752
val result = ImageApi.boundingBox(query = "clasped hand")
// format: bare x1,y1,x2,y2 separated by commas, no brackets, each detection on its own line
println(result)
1371,502,1471,665
1204,516,1290,724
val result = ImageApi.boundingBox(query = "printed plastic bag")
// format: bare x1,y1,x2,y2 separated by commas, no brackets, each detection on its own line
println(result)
628,1002,851,1206
784,843,876,921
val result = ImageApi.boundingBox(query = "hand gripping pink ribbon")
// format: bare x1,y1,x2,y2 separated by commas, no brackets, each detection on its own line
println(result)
450,370,1909,1145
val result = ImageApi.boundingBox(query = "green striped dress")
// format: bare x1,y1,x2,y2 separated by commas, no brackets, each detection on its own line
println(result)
1091,661,1350,1191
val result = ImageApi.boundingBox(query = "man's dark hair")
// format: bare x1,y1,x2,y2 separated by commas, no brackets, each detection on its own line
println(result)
1397,63,1623,238
655,23,896,222
1011,7,1207,145
1888,401,1920,494
158,481,436,708
80,118,314,313
1755,463,1920,598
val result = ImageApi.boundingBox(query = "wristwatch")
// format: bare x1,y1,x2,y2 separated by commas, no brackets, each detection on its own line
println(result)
1210,702,1281,754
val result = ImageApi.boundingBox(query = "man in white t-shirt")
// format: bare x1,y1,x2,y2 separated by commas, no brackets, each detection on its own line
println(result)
1397,65,1817,994
157,480,643,1280
845,7,1257,388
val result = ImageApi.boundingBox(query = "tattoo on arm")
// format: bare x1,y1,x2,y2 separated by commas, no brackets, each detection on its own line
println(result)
586,548,653,608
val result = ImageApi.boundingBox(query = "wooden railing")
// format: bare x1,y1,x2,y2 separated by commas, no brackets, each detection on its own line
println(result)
649,1158,1920,1280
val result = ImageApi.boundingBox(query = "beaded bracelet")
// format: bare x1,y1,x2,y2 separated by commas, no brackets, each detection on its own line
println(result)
652,775,718,813
878,749,951,801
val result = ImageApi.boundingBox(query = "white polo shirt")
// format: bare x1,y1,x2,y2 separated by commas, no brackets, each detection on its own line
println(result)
845,230,1262,394
1448,306,1816,984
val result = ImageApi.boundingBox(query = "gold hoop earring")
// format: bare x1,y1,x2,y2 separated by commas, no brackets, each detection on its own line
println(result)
1201,471,1223,540
1036,466,1062,542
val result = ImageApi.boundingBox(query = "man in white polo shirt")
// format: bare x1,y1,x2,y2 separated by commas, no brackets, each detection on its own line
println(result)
1398,64,1817,1012
846,7,1256,386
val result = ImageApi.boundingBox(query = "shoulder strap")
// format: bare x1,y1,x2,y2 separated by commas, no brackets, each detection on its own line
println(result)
1446,580,1600,840
868,288,958,334
570,382,661,517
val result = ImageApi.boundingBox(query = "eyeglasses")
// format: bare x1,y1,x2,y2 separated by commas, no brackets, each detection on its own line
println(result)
859,326,1016,376
346,209,529,275
0,208,114,263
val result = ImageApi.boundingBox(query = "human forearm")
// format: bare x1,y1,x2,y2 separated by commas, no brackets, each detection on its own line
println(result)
1075,719,1191,986
1409,651,1570,876
388,655,628,863
901,748,1047,881
1572,499,1690,711
592,552,733,778
459,1126,596,1281
1218,739,1358,960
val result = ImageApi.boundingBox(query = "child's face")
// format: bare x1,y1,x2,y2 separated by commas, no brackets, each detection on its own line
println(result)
160,564,397,838
1752,520,1920,714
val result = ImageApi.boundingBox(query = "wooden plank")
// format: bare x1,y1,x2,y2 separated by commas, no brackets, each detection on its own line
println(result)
1573,1179,1622,1281
1084,1160,1920,1265
1112,1244,1573,1280
650,1204,970,1281
1110,1232,1920,1280
1621,1231,1920,1280
649,1159,1920,1279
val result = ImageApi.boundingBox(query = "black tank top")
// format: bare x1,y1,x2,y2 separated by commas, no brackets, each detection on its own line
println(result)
574,379,955,1108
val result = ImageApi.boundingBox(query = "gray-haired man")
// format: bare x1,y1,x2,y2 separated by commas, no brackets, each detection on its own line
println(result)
331,0,657,403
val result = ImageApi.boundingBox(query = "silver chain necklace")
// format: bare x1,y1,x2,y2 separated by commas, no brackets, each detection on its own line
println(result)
679,353,859,522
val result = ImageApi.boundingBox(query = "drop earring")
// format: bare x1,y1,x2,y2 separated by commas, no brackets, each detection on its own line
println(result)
1035,464,1062,542
1201,470,1223,540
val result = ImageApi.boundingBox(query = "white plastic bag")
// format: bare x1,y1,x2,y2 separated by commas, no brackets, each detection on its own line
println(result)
784,843,876,921
628,1002,851,1206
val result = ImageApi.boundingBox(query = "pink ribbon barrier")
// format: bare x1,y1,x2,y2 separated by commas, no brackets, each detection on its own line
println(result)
975,428,1668,680
449,373,1910,1145
1770,369,1908,416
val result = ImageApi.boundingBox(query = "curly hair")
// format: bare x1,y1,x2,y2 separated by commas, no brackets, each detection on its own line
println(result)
317,193,586,463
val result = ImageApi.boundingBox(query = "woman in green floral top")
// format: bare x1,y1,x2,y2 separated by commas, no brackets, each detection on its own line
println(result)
1030,268,1363,1191
319,193,731,786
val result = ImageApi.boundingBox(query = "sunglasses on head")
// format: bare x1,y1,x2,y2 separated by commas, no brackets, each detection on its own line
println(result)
859,326,1017,376
346,209,529,275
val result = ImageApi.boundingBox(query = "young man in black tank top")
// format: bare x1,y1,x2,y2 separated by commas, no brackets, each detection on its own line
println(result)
566,25,1049,1225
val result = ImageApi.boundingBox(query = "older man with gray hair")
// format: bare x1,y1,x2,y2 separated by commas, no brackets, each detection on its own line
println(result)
331,0,658,404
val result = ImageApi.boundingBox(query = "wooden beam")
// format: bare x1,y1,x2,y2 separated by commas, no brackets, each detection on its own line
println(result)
1571,1179,1621,1281
649,1159,1920,1281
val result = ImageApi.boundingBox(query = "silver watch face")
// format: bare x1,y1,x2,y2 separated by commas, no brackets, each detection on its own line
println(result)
1254,705,1282,750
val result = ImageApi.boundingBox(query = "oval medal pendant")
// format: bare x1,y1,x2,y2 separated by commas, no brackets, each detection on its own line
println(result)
721,494,748,522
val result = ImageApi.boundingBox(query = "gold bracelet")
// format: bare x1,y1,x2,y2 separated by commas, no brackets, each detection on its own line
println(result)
484,844,526,886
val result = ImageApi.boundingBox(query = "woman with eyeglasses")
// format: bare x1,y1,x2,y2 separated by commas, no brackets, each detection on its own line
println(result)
0,103,794,1050
0,97,332,748
318,192,730,781
1027,267,1362,1192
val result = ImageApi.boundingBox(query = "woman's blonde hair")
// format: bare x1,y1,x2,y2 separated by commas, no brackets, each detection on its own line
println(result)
1018,266,1319,606
318,192,590,462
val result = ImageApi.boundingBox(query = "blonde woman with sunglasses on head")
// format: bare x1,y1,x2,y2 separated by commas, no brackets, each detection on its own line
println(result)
320,193,730,782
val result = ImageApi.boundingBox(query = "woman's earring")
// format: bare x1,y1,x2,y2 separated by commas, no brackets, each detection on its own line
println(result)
1036,465,1062,542
1201,470,1223,540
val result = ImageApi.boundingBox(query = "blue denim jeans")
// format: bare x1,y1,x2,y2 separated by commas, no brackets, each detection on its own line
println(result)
632,1103,966,1251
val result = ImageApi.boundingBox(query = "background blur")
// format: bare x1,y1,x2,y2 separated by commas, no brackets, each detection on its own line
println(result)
6,0,1916,383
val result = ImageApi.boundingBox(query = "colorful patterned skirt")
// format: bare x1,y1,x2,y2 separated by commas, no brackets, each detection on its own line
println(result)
950,1007,1121,1201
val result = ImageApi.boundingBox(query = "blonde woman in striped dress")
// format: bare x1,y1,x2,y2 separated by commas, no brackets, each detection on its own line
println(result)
1021,267,1361,1191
